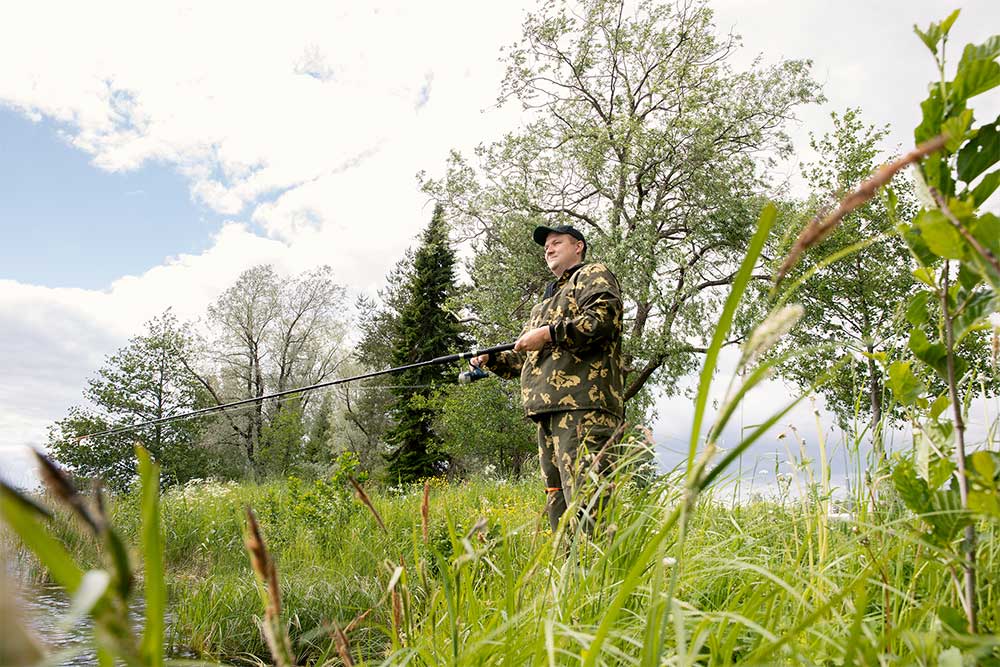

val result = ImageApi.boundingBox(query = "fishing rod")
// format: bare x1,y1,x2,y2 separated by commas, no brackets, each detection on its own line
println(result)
77,342,514,442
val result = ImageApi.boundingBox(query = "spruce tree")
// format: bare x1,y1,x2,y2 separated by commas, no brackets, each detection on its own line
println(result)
384,205,464,483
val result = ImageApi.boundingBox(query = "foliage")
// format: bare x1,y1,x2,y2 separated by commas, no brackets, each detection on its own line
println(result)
435,377,536,478
257,400,307,477
0,448,166,666
776,109,918,436
885,11,1000,633
382,204,466,483
421,0,822,413
48,310,212,491
200,264,348,474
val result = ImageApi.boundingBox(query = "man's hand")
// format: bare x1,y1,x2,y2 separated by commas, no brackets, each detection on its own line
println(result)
470,354,489,368
514,325,552,352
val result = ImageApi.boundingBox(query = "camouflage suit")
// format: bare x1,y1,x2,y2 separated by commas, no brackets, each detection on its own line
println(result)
484,262,624,530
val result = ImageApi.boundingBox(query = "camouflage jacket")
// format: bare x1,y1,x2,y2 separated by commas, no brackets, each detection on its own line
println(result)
485,263,624,418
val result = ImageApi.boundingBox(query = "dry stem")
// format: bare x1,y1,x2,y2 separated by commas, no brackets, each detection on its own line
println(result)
775,134,948,286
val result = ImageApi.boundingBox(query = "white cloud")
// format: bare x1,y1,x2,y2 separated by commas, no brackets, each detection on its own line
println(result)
1,0,999,489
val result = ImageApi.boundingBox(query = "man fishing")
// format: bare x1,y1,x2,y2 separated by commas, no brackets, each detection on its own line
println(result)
472,224,624,531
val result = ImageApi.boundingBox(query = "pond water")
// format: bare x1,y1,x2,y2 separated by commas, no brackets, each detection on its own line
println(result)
6,565,154,667
15,582,100,667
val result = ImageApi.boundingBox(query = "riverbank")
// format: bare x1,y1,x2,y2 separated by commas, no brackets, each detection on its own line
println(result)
6,468,999,665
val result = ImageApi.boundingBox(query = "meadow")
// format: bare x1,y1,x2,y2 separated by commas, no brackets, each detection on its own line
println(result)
3,443,999,665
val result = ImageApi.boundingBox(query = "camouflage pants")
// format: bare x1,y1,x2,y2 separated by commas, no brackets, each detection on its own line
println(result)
534,409,622,532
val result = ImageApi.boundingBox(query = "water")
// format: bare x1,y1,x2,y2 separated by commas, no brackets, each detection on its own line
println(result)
15,582,98,667
5,565,150,667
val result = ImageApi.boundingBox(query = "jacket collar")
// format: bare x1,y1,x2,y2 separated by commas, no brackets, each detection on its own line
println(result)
544,263,584,298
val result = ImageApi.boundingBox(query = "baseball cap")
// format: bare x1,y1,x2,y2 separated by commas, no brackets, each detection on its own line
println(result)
532,224,586,247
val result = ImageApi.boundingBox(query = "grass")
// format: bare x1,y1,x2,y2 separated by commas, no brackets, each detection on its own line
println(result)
8,457,997,665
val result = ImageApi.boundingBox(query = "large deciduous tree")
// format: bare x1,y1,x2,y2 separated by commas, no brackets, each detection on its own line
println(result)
201,264,348,474
48,311,211,490
421,0,821,412
777,109,917,443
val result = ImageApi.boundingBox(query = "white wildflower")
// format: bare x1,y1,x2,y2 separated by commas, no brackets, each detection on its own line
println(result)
740,304,805,369
663,557,677,567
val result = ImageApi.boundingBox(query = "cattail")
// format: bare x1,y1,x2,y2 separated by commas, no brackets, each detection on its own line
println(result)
775,134,947,285
350,477,387,534
330,621,355,667
244,507,294,667
34,452,99,535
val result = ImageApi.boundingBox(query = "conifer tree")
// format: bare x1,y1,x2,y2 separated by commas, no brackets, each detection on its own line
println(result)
384,205,464,482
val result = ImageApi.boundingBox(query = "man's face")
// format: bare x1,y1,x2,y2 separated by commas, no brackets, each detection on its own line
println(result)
543,232,584,277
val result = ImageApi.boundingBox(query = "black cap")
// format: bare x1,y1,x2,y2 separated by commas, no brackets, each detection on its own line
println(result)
532,224,586,247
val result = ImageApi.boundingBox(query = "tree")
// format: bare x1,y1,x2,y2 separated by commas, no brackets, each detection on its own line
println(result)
200,264,348,474
436,378,536,478
776,109,917,441
421,0,821,414
48,311,211,490
383,205,466,483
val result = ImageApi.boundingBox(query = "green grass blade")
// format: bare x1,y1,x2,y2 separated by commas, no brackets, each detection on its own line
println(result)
0,483,84,593
137,446,166,667
688,204,777,470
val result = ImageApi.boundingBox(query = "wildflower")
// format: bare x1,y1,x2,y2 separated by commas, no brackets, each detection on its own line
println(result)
663,556,677,567
740,305,805,369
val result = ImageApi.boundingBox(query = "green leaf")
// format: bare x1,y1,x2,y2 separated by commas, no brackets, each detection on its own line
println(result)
892,458,932,514
940,9,961,36
954,289,997,343
957,262,982,290
912,266,937,287
928,456,956,490
902,224,940,267
956,118,999,182
929,488,969,542
888,361,925,405
905,291,931,325
886,187,899,223
970,213,1000,255
0,485,84,593
915,210,966,259
914,22,943,55
970,169,1000,205
915,88,944,144
137,446,165,667
929,394,951,420
909,328,948,378
967,451,1000,518
961,35,1000,63
969,450,999,480
952,56,1000,102
937,606,968,633
942,109,973,152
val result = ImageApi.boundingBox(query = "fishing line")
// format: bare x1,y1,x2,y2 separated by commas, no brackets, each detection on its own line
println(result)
77,343,515,442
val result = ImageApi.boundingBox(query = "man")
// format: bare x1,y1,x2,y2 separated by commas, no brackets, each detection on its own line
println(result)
472,224,624,531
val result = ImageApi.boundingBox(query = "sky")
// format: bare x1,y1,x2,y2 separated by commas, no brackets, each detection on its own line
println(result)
1,0,998,491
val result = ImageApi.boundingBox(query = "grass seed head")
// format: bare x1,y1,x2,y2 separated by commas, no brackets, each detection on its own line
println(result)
34,452,99,535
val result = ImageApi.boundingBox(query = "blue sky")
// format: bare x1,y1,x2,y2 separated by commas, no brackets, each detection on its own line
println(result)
0,108,222,289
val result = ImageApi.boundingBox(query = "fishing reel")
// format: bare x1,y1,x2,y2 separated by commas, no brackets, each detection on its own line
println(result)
457,366,489,384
